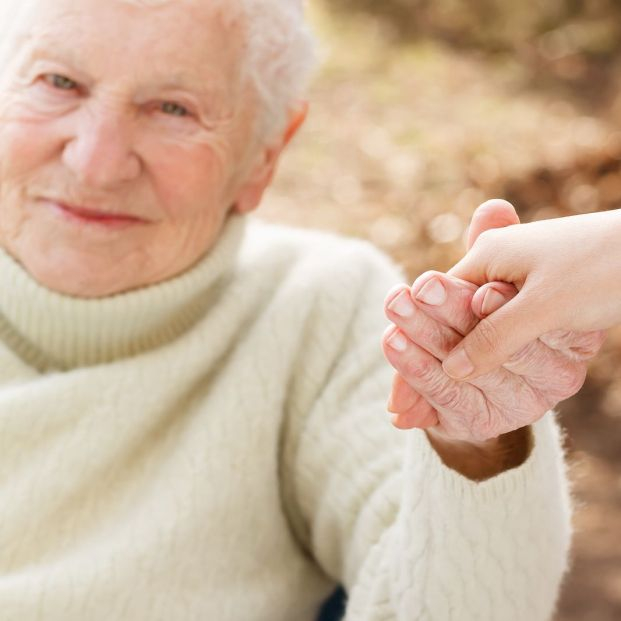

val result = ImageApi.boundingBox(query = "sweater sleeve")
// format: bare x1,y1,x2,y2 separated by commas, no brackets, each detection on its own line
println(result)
280,240,572,621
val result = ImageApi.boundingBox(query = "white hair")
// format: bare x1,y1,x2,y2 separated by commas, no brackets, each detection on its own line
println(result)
242,0,316,142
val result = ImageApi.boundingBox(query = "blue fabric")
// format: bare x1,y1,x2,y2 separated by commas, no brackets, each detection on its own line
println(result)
317,588,346,621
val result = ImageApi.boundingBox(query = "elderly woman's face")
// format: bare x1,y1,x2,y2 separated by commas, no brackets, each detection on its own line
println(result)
0,0,266,297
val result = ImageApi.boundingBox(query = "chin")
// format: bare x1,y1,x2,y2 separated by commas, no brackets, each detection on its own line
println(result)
12,247,147,299
1,219,201,297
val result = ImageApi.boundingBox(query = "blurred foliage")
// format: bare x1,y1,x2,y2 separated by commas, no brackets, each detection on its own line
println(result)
329,0,621,56
329,0,621,105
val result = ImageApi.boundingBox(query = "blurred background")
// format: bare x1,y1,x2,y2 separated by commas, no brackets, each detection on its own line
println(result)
260,1,621,619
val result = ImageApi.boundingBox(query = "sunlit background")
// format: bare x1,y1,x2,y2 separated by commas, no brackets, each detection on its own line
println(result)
261,1,621,619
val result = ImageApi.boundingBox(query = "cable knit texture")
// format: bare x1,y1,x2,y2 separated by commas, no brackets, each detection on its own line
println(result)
0,214,571,620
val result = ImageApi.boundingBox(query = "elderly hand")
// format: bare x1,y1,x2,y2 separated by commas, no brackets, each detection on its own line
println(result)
382,271,604,445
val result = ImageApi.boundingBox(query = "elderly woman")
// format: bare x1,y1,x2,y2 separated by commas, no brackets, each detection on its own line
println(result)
0,1,593,620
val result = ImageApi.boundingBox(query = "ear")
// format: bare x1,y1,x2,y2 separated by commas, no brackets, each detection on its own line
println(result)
232,102,308,215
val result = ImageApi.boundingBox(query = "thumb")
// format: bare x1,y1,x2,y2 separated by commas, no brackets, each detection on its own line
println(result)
447,250,488,285
442,295,545,380
466,198,520,250
448,198,521,284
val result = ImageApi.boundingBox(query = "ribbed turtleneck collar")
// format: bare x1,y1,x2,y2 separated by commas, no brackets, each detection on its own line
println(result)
0,214,247,371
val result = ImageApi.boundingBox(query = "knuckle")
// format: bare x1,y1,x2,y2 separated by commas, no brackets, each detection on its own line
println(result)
562,365,587,397
571,330,607,359
403,357,436,382
539,365,587,407
402,358,464,411
472,318,501,353
438,327,461,355
438,385,465,411
424,377,463,410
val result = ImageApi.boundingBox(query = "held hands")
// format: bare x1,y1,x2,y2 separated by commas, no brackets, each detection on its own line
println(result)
381,200,605,449
382,273,602,442
443,199,619,381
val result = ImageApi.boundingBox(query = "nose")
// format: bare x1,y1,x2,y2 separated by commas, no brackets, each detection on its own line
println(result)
62,106,142,189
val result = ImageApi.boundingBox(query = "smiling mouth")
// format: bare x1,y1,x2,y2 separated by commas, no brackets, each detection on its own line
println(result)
42,199,148,228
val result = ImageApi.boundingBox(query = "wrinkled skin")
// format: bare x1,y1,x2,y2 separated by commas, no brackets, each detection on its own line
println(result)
382,271,605,442
0,0,299,298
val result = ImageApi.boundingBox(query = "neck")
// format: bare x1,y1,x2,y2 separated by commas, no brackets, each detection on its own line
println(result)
0,214,247,370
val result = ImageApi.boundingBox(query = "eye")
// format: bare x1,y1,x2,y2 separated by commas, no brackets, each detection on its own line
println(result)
160,101,190,117
43,73,79,91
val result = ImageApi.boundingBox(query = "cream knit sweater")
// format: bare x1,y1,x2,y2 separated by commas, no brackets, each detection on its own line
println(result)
0,214,571,621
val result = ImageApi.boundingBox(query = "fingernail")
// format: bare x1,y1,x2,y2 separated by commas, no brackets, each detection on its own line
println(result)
387,331,408,352
388,290,415,317
415,278,446,306
481,288,507,316
443,349,474,380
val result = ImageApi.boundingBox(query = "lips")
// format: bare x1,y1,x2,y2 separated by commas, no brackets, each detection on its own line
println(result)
43,199,147,227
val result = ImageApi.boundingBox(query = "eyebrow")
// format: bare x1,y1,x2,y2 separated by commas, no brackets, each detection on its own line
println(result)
20,44,78,72
20,38,222,98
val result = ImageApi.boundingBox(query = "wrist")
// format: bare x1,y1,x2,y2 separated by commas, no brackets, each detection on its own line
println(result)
425,426,534,481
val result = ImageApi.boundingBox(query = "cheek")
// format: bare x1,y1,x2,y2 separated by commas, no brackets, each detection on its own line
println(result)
148,141,234,220
0,121,57,181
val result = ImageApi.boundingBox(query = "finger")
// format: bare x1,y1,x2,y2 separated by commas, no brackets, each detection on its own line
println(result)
383,330,491,440
409,272,478,335
393,408,439,430
446,249,489,285
448,200,521,285
384,326,551,441
466,199,520,250
539,329,607,361
472,284,603,365
462,283,585,401
471,281,518,319
388,374,439,429
442,293,551,381
383,326,473,412
385,286,462,360
388,372,421,412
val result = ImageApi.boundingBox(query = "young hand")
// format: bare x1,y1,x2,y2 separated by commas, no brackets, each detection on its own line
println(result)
443,200,619,381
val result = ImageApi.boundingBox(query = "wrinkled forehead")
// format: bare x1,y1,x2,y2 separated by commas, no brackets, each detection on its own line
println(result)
2,0,247,37
0,0,250,93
